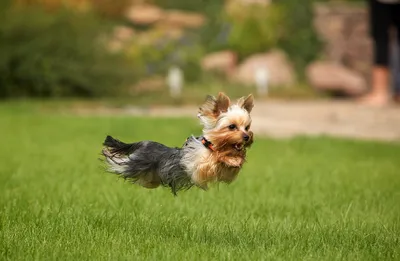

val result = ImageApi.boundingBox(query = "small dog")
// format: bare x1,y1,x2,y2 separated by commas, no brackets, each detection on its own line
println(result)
102,92,254,195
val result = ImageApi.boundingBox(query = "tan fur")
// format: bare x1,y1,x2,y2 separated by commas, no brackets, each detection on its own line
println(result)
198,93,232,130
185,92,255,189
237,94,254,113
195,154,241,187
183,146,241,189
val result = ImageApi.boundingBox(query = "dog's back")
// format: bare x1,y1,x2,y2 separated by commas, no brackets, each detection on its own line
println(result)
102,136,191,194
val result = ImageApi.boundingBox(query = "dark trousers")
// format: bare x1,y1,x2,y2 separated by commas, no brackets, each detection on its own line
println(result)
391,39,400,93
369,0,400,93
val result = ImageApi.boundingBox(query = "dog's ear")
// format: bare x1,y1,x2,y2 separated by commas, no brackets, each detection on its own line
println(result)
198,92,230,118
238,94,254,113
215,92,230,113
198,95,216,118
198,92,231,129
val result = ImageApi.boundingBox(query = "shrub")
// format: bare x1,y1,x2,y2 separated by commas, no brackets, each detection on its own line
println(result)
13,0,132,19
126,30,205,83
276,0,322,75
152,0,227,52
225,2,285,58
223,0,321,76
0,5,134,98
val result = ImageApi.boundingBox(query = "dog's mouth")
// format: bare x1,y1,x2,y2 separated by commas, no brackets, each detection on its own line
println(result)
234,143,244,151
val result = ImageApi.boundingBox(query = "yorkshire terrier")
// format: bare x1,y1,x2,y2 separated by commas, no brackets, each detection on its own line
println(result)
102,92,254,195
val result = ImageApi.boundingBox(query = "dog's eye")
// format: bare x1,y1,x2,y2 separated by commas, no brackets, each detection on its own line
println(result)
228,124,237,130
245,125,250,131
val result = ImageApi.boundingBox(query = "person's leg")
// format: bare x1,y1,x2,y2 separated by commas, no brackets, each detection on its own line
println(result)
391,29,400,102
393,4,400,102
360,0,392,106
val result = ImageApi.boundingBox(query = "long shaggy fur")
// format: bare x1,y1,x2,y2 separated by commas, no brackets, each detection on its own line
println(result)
102,136,193,195
102,92,254,195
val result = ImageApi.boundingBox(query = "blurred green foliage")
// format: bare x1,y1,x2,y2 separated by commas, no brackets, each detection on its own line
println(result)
125,31,204,83
225,0,321,76
142,0,322,81
91,0,132,19
225,3,285,58
0,4,133,98
119,0,225,84
277,0,322,75
0,0,359,99
152,0,322,78
152,0,227,52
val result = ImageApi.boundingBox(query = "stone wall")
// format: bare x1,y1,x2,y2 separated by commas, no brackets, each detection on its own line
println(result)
313,2,373,83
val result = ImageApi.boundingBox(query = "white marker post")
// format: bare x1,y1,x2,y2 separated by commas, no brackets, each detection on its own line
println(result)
254,66,269,96
167,66,183,98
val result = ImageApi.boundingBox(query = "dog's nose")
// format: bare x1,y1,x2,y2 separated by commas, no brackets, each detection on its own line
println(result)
243,133,249,142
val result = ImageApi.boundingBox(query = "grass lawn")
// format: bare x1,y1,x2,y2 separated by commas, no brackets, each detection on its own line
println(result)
0,102,399,260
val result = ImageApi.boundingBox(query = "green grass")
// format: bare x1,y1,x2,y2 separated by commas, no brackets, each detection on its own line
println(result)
0,103,399,260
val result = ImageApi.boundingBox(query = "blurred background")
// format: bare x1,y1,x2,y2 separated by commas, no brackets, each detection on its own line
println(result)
0,0,383,102
1,0,400,141
1,2,399,259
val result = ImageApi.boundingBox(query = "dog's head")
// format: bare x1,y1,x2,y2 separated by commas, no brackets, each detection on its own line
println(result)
198,92,254,153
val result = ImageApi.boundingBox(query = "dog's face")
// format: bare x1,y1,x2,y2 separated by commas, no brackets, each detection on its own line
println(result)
198,92,254,153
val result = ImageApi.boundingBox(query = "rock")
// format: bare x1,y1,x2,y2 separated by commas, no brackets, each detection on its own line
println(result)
163,10,206,29
313,3,372,83
314,15,346,63
125,4,164,25
233,50,295,87
106,26,135,53
344,22,373,80
306,62,367,96
201,51,237,76
125,5,206,29
112,26,135,42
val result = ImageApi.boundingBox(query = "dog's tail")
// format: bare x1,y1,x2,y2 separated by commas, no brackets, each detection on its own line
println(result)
102,135,141,173
103,135,139,155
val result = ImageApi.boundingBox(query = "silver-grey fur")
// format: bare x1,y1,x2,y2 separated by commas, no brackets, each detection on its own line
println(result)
102,135,202,195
